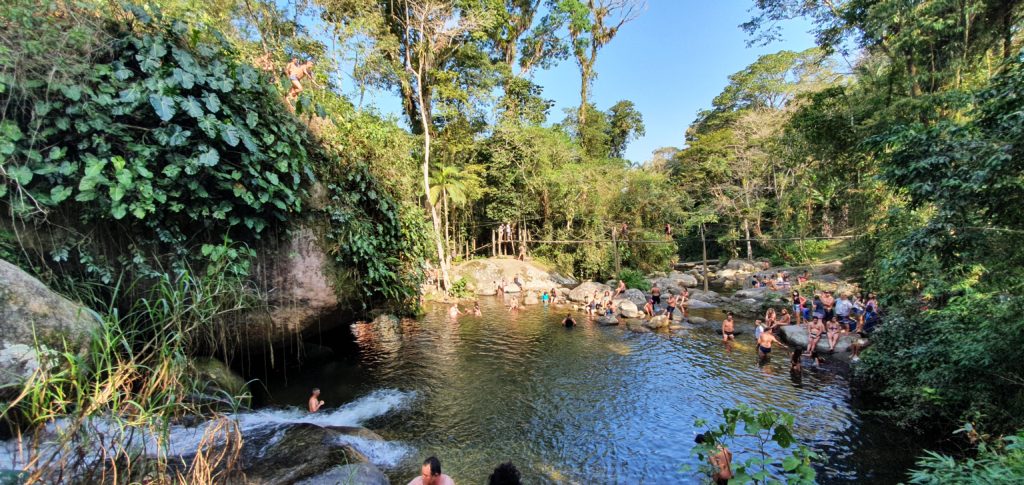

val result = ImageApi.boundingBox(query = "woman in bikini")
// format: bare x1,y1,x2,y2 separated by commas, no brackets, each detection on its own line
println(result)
826,316,844,352
805,317,825,356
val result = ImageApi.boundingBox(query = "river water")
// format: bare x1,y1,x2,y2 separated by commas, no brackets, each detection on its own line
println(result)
258,297,919,484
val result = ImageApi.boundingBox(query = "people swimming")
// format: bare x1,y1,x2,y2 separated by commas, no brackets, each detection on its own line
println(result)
448,303,463,319
562,313,576,327
473,301,482,316
756,327,787,360
308,388,324,413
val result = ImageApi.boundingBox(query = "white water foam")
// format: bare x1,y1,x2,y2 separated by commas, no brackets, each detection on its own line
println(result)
0,388,416,472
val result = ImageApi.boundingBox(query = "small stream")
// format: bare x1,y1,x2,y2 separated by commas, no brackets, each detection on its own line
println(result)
256,297,921,484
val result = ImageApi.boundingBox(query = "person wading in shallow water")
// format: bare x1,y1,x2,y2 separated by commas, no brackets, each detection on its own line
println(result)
408,456,455,485
562,313,576,327
695,433,733,485
308,388,324,413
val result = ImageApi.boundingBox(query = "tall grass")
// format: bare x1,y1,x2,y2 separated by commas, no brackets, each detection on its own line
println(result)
0,270,253,484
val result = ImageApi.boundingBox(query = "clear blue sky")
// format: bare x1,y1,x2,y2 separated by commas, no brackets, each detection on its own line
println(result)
352,1,817,163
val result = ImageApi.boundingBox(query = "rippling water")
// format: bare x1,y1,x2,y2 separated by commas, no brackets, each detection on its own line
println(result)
261,297,919,484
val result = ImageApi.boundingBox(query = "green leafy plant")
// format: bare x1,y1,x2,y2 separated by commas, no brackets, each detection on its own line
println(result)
909,425,1024,484
617,267,651,292
692,405,817,484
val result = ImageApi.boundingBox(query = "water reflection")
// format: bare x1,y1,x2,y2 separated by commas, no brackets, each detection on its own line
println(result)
267,298,919,484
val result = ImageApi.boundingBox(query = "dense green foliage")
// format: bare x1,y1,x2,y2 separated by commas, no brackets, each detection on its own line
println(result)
0,0,423,305
909,425,1024,484
692,405,817,484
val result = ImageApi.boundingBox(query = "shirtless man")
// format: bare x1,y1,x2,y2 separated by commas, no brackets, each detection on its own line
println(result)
805,317,826,356
695,433,733,485
408,456,455,485
472,301,482,316
308,388,324,413
757,328,787,360
285,58,315,100
650,284,661,307
448,303,462,319
666,294,678,320
508,297,520,312
721,312,736,342
821,291,836,321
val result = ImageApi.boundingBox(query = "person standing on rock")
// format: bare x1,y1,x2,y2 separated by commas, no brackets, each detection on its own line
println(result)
666,294,678,320
497,278,505,298
408,456,455,485
722,312,736,342
651,284,662,308
308,388,324,413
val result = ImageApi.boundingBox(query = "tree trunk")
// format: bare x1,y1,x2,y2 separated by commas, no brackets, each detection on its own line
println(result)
700,223,709,292
418,90,450,292
579,64,591,125
744,219,753,261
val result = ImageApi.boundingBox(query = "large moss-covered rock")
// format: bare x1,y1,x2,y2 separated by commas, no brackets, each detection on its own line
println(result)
0,259,102,397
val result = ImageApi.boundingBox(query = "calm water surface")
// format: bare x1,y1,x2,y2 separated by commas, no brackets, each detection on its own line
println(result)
261,297,918,484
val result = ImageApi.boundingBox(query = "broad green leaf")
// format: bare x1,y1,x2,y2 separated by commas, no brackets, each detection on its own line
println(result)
149,94,176,121
110,185,126,202
8,165,33,185
203,92,221,113
111,203,127,219
220,124,240,147
181,96,204,118
246,111,258,128
198,148,219,167
50,185,72,203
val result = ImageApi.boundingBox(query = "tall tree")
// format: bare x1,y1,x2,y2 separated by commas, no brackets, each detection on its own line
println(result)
560,0,645,125
606,99,644,159
489,0,570,76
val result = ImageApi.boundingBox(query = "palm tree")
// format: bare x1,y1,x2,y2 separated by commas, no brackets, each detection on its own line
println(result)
430,164,483,260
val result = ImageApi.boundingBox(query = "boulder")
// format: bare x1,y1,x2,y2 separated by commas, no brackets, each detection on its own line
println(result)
0,259,102,397
615,300,643,319
649,278,682,295
620,288,647,307
212,423,377,484
733,288,770,300
688,316,708,325
725,259,766,273
716,269,738,279
677,273,699,288
644,315,671,330
569,282,612,302
627,321,652,333
596,316,619,326
371,314,400,326
190,357,249,407
688,289,723,303
452,259,578,293
779,325,856,354
295,464,390,485
686,299,717,310
503,285,521,294
242,227,345,347
476,287,497,296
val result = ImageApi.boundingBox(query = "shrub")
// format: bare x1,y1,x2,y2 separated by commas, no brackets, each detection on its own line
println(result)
909,425,1024,484
617,268,651,292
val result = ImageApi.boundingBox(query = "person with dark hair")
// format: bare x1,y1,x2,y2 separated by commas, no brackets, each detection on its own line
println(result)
308,388,324,413
562,313,576,328
488,461,521,485
408,456,454,485
694,433,733,485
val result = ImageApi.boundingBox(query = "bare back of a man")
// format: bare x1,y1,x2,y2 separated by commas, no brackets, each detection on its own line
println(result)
710,445,733,484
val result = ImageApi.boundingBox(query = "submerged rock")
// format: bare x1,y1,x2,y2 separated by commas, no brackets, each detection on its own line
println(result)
295,463,390,485
596,315,619,326
644,315,671,330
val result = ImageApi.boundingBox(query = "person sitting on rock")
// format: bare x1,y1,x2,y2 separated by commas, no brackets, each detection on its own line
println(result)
308,388,324,413
774,308,792,330
805,317,826,356
643,298,654,317
614,279,626,298
826,316,844,352
408,456,455,485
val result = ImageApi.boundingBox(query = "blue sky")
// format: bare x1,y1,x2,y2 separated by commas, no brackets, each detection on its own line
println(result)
349,1,817,163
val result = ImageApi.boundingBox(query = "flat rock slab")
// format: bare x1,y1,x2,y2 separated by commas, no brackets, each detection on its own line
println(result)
295,464,390,485
779,325,856,353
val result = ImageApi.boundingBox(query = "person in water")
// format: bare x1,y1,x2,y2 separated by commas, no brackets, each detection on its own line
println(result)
756,327,787,360
488,461,521,485
695,433,733,485
473,301,482,316
721,312,736,342
508,297,520,312
308,388,324,413
562,313,576,327
643,298,654,317
448,303,462,319
408,456,455,485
